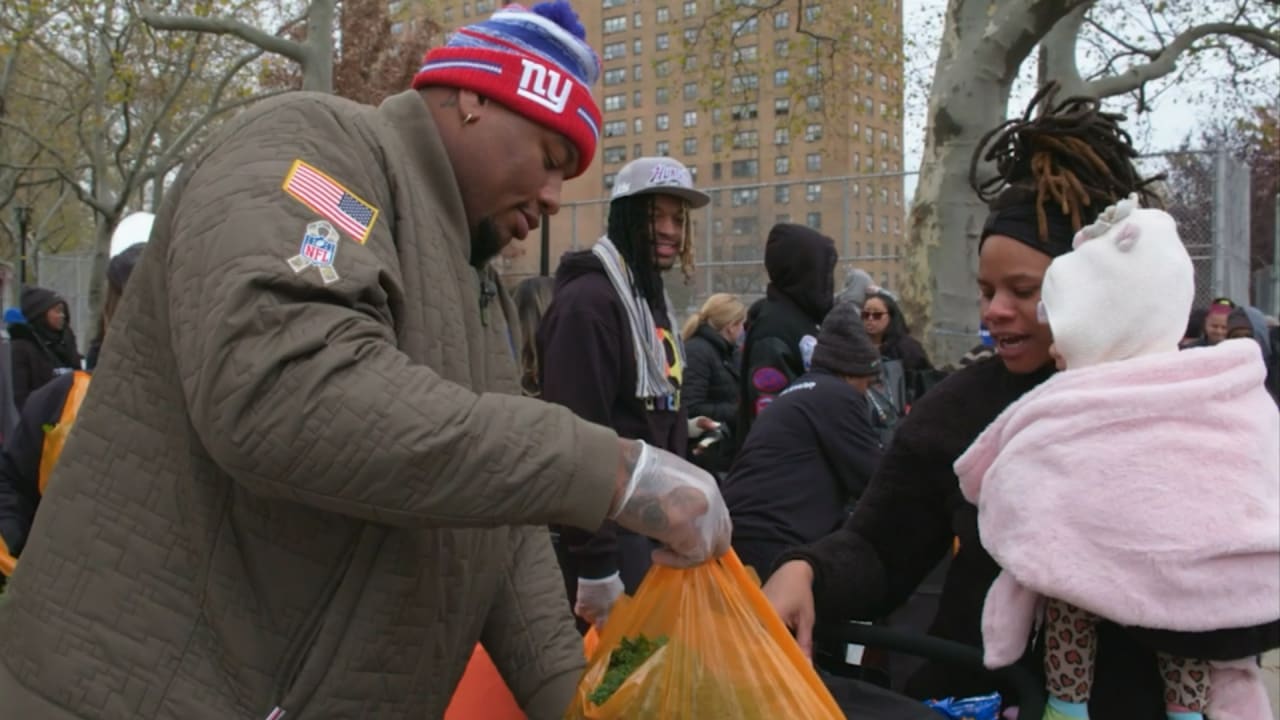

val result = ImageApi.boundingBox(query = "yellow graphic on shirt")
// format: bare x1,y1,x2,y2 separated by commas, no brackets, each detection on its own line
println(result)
657,326,683,409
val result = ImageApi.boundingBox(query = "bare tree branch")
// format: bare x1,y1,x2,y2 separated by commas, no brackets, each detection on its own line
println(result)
140,7,309,64
1087,22,1280,98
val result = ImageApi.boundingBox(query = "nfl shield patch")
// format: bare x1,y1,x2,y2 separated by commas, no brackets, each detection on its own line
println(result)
287,220,342,284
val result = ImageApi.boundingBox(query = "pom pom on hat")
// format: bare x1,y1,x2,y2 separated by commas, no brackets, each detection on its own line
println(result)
412,1,602,177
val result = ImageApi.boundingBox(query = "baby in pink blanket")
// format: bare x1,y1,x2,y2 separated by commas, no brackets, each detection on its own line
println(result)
955,195,1280,720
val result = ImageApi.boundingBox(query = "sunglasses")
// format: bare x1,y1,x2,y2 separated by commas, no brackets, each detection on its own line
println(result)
861,311,887,320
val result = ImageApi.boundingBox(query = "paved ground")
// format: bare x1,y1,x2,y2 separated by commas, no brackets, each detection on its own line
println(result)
1264,649,1279,718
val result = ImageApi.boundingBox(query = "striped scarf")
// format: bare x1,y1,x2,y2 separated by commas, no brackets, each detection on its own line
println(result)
591,236,685,405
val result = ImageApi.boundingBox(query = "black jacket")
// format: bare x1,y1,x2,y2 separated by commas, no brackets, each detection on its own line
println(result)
9,323,80,412
538,250,687,579
779,356,1279,716
738,224,836,442
724,368,881,581
0,371,74,558
683,324,740,422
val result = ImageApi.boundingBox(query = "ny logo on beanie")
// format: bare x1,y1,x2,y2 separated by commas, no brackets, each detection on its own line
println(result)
517,58,572,114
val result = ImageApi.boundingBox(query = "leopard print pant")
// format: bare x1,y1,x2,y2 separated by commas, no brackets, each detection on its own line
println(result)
1043,598,1210,712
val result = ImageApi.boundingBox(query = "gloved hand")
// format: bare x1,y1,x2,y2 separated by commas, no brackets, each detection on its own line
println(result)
574,573,625,628
611,440,732,567
687,416,719,437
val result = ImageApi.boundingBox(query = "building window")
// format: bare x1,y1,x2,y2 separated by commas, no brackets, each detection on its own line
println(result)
633,11,643,27
806,94,822,111
880,188,890,204
603,15,627,33
633,63,643,81
634,89,643,108
807,211,822,229
880,130,890,149
633,117,644,133
634,142,643,157
865,126,874,143
713,135,724,152
633,38,643,54
774,10,790,28
656,140,670,156
604,68,626,85
775,39,789,57
712,107,722,123
774,127,789,145
731,188,760,207
865,214,874,231
683,137,698,155
805,3,821,21
732,217,759,236
730,74,759,92
684,0,697,16
656,87,670,104
656,33,670,50
683,82,698,101
603,120,626,137
684,55,698,71
603,0,625,6
773,68,789,87
603,146,627,164
731,17,758,34
776,213,791,223
656,60,672,77
683,110,698,128
775,156,790,174
775,185,790,204
774,98,790,116
603,172,616,189
732,45,758,62
733,130,759,149
881,217,890,234
604,94,626,112
731,102,758,120
656,113,670,130
804,123,823,141
805,63,820,80
713,162,723,180
684,28,698,46
806,183,821,202
731,159,758,178
656,6,671,22
603,41,626,60
806,153,821,171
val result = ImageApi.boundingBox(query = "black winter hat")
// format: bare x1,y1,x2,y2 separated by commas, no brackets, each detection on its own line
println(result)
811,301,881,377
20,286,66,323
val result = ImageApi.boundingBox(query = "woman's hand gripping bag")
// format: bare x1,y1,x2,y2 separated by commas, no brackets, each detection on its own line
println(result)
565,551,844,719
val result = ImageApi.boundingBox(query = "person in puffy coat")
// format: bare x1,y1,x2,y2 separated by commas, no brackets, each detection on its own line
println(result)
8,286,80,411
680,292,744,472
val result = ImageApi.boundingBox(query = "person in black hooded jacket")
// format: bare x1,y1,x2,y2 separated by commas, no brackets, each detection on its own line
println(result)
9,286,81,411
737,223,837,443
538,156,714,630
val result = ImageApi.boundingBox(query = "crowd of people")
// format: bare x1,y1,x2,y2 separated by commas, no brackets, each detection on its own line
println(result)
0,1,1275,719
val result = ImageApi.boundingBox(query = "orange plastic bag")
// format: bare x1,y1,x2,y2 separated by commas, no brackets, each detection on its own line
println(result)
564,550,844,719
445,644,525,720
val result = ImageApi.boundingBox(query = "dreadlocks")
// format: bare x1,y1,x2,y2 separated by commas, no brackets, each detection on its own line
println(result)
606,194,696,309
971,82,1161,250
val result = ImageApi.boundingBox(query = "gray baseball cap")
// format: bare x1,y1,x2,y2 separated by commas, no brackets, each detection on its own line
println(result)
610,157,711,208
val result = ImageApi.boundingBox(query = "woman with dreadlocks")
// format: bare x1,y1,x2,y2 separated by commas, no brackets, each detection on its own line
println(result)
762,84,1279,718
537,156,716,631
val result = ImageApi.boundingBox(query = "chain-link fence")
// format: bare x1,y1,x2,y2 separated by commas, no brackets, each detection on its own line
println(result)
502,151,1257,324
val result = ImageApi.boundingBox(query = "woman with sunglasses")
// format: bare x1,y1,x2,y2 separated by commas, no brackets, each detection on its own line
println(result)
861,291,933,404
761,85,1279,718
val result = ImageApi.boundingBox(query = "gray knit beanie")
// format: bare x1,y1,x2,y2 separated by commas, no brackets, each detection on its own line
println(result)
811,301,881,377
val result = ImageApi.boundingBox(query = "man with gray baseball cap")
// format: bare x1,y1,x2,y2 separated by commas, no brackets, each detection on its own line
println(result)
537,157,714,629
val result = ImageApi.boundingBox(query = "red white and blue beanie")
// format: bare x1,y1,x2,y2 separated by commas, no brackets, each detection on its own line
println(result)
412,1,602,178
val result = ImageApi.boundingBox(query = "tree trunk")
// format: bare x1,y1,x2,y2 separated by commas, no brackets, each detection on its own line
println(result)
303,0,337,92
1038,3,1090,97
901,0,1081,365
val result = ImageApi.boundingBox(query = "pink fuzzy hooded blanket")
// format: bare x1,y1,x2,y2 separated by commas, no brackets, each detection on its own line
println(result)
955,339,1280,720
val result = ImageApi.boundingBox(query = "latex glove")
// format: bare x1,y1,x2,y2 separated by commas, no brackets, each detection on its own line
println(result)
687,416,720,437
574,573,625,628
611,440,732,567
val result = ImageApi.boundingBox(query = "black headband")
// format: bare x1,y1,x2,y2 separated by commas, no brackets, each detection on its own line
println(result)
979,202,1076,258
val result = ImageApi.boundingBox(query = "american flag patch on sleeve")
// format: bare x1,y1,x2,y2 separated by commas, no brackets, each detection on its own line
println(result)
282,159,379,244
